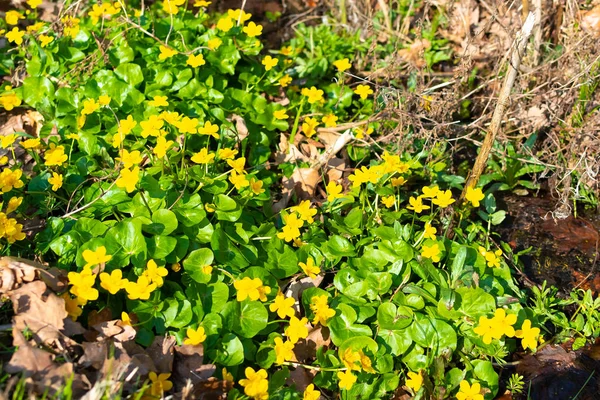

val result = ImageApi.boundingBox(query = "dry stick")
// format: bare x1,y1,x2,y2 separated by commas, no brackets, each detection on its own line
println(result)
458,12,536,203
532,0,542,64
522,0,529,22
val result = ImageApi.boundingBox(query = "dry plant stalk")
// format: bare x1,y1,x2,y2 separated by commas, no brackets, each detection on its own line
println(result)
460,12,536,201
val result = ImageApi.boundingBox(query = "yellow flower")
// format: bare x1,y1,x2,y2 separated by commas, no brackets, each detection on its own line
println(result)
158,45,177,60
81,98,99,115
66,133,79,140
0,92,22,110
280,46,293,56
207,37,222,50
310,295,335,326
354,125,373,139
243,21,262,37
0,169,24,192
406,196,430,213
39,34,53,48
333,58,351,72
27,0,43,8
61,293,83,321
269,291,295,319
5,11,24,25
421,185,440,198
0,134,17,148
229,171,249,190
6,27,25,45
227,157,246,174
197,121,219,138
184,326,207,345
176,116,199,134
216,17,234,32
115,149,142,169
301,116,319,138
326,181,343,202
48,172,63,191
262,55,278,71
118,115,137,138
144,259,168,286
149,95,168,107
516,319,541,351
44,143,68,167
391,177,406,187
115,166,140,193
194,0,211,6
125,276,157,300
465,186,485,207
423,222,436,240
348,166,379,188
285,316,309,344
0,156,7,165
322,114,338,127
121,312,131,326
222,367,233,382
432,189,455,208
98,95,111,106
249,178,265,195
291,200,317,223
202,265,213,274
473,315,495,344
234,277,264,301
82,246,112,269
299,257,320,279
147,372,173,397
456,380,483,400
239,367,269,400
6,196,23,214
274,336,295,364
61,16,80,39
99,269,128,294
381,195,395,208
67,269,99,302
354,84,374,100
421,243,441,262
490,308,517,338
279,75,292,87
303,384,320,400
218,148,238,160
406,371,423,393
484,249,503,268
191,148,215,164
228,9,252,23
301,86,324,104
153,136,174,158
162,0,182,14
337,370,357,390
187,53,206,68
21,138,42,150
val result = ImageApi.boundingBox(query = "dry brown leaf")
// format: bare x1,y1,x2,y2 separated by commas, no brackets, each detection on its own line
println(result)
327,157,346,183
285,276,324,314
79,341,109,370
147,335,176,373
5,328,54,376
88,308,113,327
287,366,316,392
581,5,600,37
272,167,320,213
0,257,66,293
293,326,331,363
316,130,340,149
186,377,233,400
397,39,431,67
93,320,137,342
172,344,216,390
230,114,249,142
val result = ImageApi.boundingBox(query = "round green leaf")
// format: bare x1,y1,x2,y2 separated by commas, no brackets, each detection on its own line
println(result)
151,209,178,235
234,300,268,338
183,248,214,283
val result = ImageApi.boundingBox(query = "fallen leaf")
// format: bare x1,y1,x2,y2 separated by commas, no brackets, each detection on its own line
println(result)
146,335,176,373
581,5,600,37
287,366,315,392
88,308,113,327
397,39,431,67
93,320,137,342
5,328,54,376
272,167,320,213
230,114,249,142
172,344,216,390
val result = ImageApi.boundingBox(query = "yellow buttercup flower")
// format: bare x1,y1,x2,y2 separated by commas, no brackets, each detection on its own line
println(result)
39,34,53,48
284,316,308,344
187,53,206,68
184,326,207,345
158,45,177,60
406,371,423,393
197,121,219,138
456,380,483,400
216,17,234,32
326,181,344,202
48,172,63,191
262,55,278,71
322,113,338,127
243,21,262,37
269,291,295,319
279,75,292,87
465,186,485,207
149,95,168,107
301,86,324,104
333,58,351,72
239,367,268,400
354,84,374,100
337,370,357,390
115,166,140,193
5,11,24,25
191,148,215,164
421,243,441,262
82,246,112,269
301,116,319,138
207,37,222,50
381,195,395,208
273,336,295,364
298,257,320,279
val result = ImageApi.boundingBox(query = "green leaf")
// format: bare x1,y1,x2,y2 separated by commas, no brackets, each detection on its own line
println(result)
212,333,244,366
377,303,413,330
456,287,496,318
472,360,499,396
149,209,178,235
235,301,269,338
409,315,457,357
21,76,55,111
147,235,177,259
105,219,147,268
114,63,144,86
183,248,214,283
328,304,372,346
163,298,193,329
326,235,356,257
214,194,242,222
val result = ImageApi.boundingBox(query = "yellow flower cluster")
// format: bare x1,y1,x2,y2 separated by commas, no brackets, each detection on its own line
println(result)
275,200,318,243
473,308,517,345
478,246,502,268
0,92,21,111
0,168,24,193
309,295,335,326
239,367,269,400
0,211,26,243
88,1,120,24
337,348,377,390
234,277,271,302
407,184,455,213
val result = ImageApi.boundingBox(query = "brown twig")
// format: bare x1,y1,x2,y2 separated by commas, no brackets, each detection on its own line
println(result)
459,12,536,202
